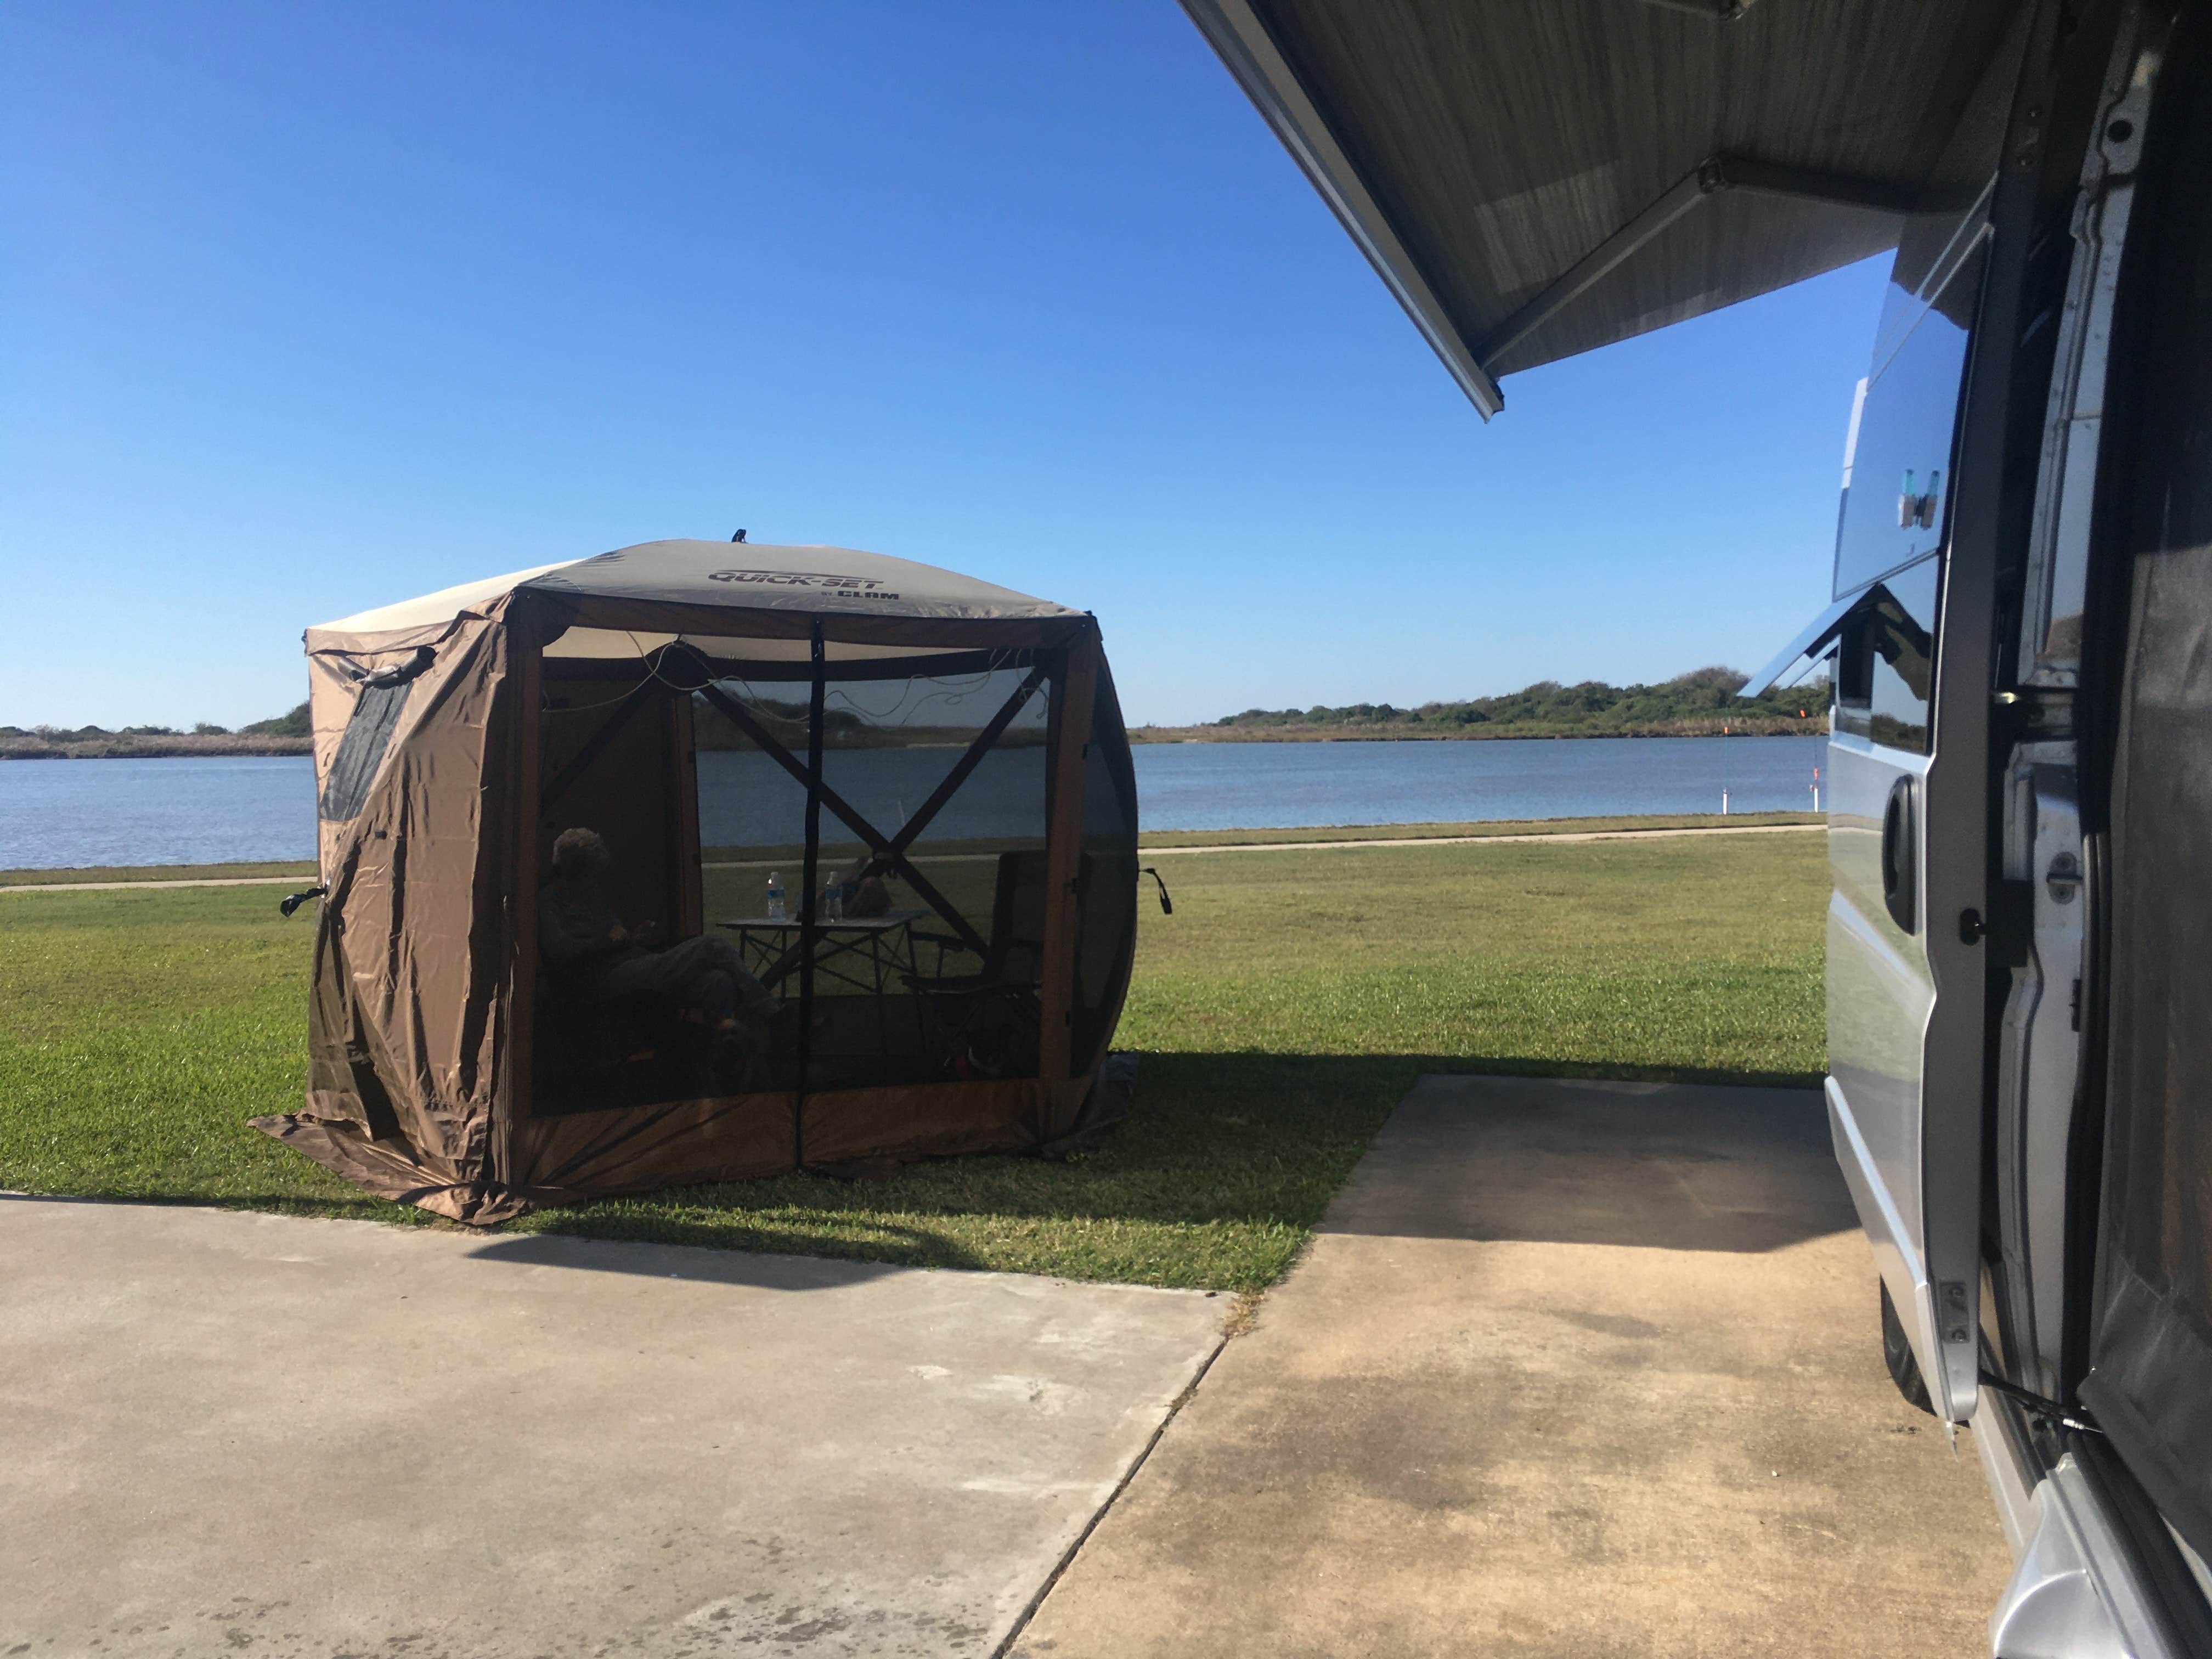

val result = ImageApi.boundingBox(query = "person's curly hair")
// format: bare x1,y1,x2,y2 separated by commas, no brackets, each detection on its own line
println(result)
550,827,612,874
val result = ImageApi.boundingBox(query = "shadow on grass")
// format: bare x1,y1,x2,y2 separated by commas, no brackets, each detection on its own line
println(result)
8,1052,1831,1286
524,1051,1829,1267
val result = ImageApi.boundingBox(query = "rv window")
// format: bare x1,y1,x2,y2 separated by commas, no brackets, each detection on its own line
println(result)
1832,219,1989,601
1833,557,1938,754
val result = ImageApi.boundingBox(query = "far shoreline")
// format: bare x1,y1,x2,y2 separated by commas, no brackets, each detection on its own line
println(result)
1126,724,1825,744
4,724,1827,760
0,735,312,761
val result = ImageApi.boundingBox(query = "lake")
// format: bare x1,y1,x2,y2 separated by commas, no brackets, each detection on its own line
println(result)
0,736,1829,870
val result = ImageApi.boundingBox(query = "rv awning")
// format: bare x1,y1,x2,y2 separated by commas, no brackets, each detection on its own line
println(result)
1180,0,2024,417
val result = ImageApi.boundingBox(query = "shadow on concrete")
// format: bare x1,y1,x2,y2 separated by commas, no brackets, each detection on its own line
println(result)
462,1228,924,1288
1318,1073,1856,1254
513,1055,1842,1262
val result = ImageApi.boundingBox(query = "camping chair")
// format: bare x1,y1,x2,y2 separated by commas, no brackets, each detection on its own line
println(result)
904,850,1075,1079
534,963,725,1108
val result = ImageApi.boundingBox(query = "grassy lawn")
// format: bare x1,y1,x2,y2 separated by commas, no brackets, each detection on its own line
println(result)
0,828,1827,1290
0,859,320,887
0,816,1819,885
1136,810,1817,848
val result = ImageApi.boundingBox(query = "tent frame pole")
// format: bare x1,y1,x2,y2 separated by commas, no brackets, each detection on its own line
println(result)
742,664,1048,989
503,613,545,1183
537,674,658,812
1037,627,1098,1123
795,623,826,1170
669,688,704,941
695,680,991,960
860,664,1048,879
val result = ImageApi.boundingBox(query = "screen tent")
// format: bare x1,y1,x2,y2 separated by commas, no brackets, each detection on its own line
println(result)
256,540,1141,1223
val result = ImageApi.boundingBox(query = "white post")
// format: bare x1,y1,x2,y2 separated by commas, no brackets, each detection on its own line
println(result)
1722,790,1730,816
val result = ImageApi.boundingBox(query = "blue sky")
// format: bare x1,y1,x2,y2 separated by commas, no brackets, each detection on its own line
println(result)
2,2,1884,730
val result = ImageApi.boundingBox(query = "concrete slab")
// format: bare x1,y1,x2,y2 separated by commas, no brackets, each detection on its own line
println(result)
0,1198,1224,1658
1011,1075,2013,1658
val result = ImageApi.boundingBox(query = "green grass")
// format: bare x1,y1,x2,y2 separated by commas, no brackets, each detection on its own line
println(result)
0,817,1815,882
0,859,319,887
0,828,1829,1290
1136,810,1818,848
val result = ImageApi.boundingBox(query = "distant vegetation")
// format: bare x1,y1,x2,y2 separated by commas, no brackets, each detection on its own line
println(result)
690,692,1046,751
2,702,313,759
240,702,312,738
8,670,1827,760
1135,667,1827,743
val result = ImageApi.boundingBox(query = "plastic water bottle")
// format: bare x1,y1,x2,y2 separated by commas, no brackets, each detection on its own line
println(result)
766,873,786,920
826,880,844,922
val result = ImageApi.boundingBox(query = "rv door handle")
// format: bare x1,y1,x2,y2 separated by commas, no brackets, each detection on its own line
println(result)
1881,776,1917,934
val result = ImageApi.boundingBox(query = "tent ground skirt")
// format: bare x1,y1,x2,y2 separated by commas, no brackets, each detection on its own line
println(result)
253,1074,1074,1225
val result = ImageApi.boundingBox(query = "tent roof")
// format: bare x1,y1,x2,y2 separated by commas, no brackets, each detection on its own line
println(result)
312,540,1085,639
1180,0,2023,416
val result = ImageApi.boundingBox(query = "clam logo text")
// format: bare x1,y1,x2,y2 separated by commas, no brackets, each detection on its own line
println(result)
709,569,899,600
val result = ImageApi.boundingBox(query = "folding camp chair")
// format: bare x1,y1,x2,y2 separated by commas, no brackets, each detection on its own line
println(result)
904,849,1065,1079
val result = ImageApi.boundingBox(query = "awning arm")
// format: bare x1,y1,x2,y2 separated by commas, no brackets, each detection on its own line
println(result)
1179,0,1505,420
1479,155,1917,366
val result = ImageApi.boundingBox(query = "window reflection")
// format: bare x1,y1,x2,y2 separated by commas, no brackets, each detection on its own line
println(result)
1833,211,1989,601
1835,557,1940,754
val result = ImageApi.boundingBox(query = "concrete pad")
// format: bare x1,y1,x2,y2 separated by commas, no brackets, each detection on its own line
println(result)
0,1198,1224,1657
1012,1075,2012,1659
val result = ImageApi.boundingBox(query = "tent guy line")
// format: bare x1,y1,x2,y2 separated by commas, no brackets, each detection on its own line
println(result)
0,822,1824,895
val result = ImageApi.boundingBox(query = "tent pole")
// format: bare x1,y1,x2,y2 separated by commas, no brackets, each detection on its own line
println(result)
1037,628,1098,1127
501,608,545,1192
796,622,826,1170
865,664,1047,873
537,674,656,813
695,681,990,958
670,688,703,940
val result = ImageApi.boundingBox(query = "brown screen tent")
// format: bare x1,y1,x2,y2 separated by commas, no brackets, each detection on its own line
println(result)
253,539,1142,1223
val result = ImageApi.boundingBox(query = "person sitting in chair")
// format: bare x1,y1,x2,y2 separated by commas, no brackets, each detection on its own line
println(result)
540,828,782,1045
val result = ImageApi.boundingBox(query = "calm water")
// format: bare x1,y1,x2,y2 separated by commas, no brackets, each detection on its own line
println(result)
0,757,321,870
0,737,1828,870
1134,735,1827,831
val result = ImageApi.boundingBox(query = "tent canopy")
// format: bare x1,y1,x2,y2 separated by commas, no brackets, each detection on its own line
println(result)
1181,0,2023,415
312,539,1085,650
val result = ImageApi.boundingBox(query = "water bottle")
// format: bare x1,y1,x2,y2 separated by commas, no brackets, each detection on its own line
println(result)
766,872,786,920
826,879,844,922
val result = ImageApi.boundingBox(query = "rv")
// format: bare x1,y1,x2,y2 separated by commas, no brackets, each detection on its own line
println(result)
1181,2,2212,1649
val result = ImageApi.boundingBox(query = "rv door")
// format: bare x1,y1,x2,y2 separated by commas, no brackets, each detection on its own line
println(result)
1798,189,1997,1424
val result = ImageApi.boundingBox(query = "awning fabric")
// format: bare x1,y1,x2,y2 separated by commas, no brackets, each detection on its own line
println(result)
1181,0,2025,415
